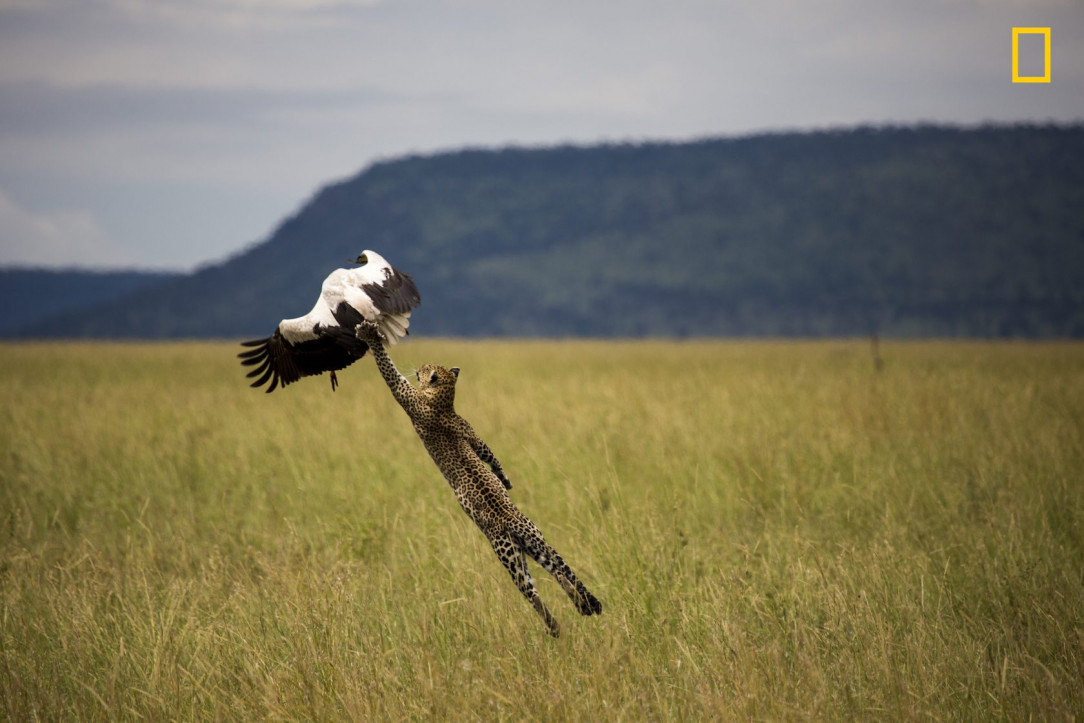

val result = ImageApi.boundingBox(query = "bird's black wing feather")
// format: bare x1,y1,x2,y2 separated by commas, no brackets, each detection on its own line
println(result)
362,267,421,315
238,328,365,393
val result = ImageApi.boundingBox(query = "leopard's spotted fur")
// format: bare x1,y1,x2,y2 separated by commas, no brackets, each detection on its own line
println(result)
352,320,601,637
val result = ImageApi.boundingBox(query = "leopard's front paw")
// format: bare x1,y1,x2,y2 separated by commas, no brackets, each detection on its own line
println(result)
354,319,385,345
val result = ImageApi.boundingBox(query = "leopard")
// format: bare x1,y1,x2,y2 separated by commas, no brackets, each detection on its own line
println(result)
347,319,602,637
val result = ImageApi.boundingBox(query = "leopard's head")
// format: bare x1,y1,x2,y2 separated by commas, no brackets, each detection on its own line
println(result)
416,363,459,409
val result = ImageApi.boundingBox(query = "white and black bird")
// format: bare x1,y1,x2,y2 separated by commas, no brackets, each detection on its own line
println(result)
238,250,420,393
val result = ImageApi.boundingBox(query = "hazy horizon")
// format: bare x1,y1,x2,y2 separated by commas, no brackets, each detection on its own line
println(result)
2,0,1081,271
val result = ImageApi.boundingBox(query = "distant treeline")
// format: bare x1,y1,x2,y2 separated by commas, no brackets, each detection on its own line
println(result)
0,268,181,336
6,124,1084,339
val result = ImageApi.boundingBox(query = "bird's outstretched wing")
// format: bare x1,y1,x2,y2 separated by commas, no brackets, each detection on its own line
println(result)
238,328,365,393
360,265,420,316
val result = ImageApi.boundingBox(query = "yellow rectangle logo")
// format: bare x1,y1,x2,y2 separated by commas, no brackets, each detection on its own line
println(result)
1012,27,1051,83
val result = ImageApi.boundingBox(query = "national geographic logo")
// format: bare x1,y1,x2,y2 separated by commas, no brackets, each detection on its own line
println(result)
1012,27,1051,83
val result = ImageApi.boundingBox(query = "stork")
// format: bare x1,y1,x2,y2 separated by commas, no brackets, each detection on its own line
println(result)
238,250,420,392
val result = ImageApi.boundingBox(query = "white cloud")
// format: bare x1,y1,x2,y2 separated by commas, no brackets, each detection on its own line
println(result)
0,190,133,267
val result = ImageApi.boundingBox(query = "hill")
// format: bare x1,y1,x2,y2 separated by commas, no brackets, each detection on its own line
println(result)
0,268,181,336
9,124,1084,338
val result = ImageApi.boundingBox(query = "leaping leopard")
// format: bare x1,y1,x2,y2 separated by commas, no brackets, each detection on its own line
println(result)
340,319,602,637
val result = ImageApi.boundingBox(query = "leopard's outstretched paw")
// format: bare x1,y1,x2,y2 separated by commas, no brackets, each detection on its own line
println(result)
354,319,385,345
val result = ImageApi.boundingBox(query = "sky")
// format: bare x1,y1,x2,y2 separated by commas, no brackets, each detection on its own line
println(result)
1,0,1082,271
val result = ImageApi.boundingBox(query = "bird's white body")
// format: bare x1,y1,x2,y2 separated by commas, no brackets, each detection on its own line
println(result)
279,251,412,345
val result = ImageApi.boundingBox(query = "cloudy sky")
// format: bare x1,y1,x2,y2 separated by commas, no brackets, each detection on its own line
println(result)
1,0,1081,270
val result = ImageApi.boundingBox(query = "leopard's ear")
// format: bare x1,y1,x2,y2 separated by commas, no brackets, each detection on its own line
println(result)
450,367,460,379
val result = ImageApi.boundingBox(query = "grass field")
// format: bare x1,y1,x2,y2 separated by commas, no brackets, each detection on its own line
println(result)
1,339,1082,720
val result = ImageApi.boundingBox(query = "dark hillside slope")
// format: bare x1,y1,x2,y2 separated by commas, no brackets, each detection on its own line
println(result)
21,125,1084,338
0,268,181,336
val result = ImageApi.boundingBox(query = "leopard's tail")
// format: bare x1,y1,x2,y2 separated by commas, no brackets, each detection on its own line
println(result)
564,573,603,617
518,524,602,617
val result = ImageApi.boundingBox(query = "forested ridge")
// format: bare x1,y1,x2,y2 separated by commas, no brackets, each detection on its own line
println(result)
7,124,1083,338
0,268,180,336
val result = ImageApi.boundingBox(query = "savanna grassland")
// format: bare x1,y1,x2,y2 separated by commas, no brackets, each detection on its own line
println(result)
1,340,1082,720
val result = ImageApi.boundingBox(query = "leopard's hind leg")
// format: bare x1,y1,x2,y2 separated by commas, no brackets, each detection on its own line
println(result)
489,533,561,637
516,518,602,617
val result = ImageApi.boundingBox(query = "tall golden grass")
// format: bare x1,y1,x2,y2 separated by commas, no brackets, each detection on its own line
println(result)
1,339,1082,719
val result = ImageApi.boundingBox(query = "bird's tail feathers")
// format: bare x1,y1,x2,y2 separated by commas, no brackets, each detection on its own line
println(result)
379,313,411,344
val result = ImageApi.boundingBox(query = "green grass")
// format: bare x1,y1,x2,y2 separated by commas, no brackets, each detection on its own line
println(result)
1,339,1082,720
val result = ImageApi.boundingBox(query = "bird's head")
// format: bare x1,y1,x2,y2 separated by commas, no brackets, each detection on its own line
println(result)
351,249,386,267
